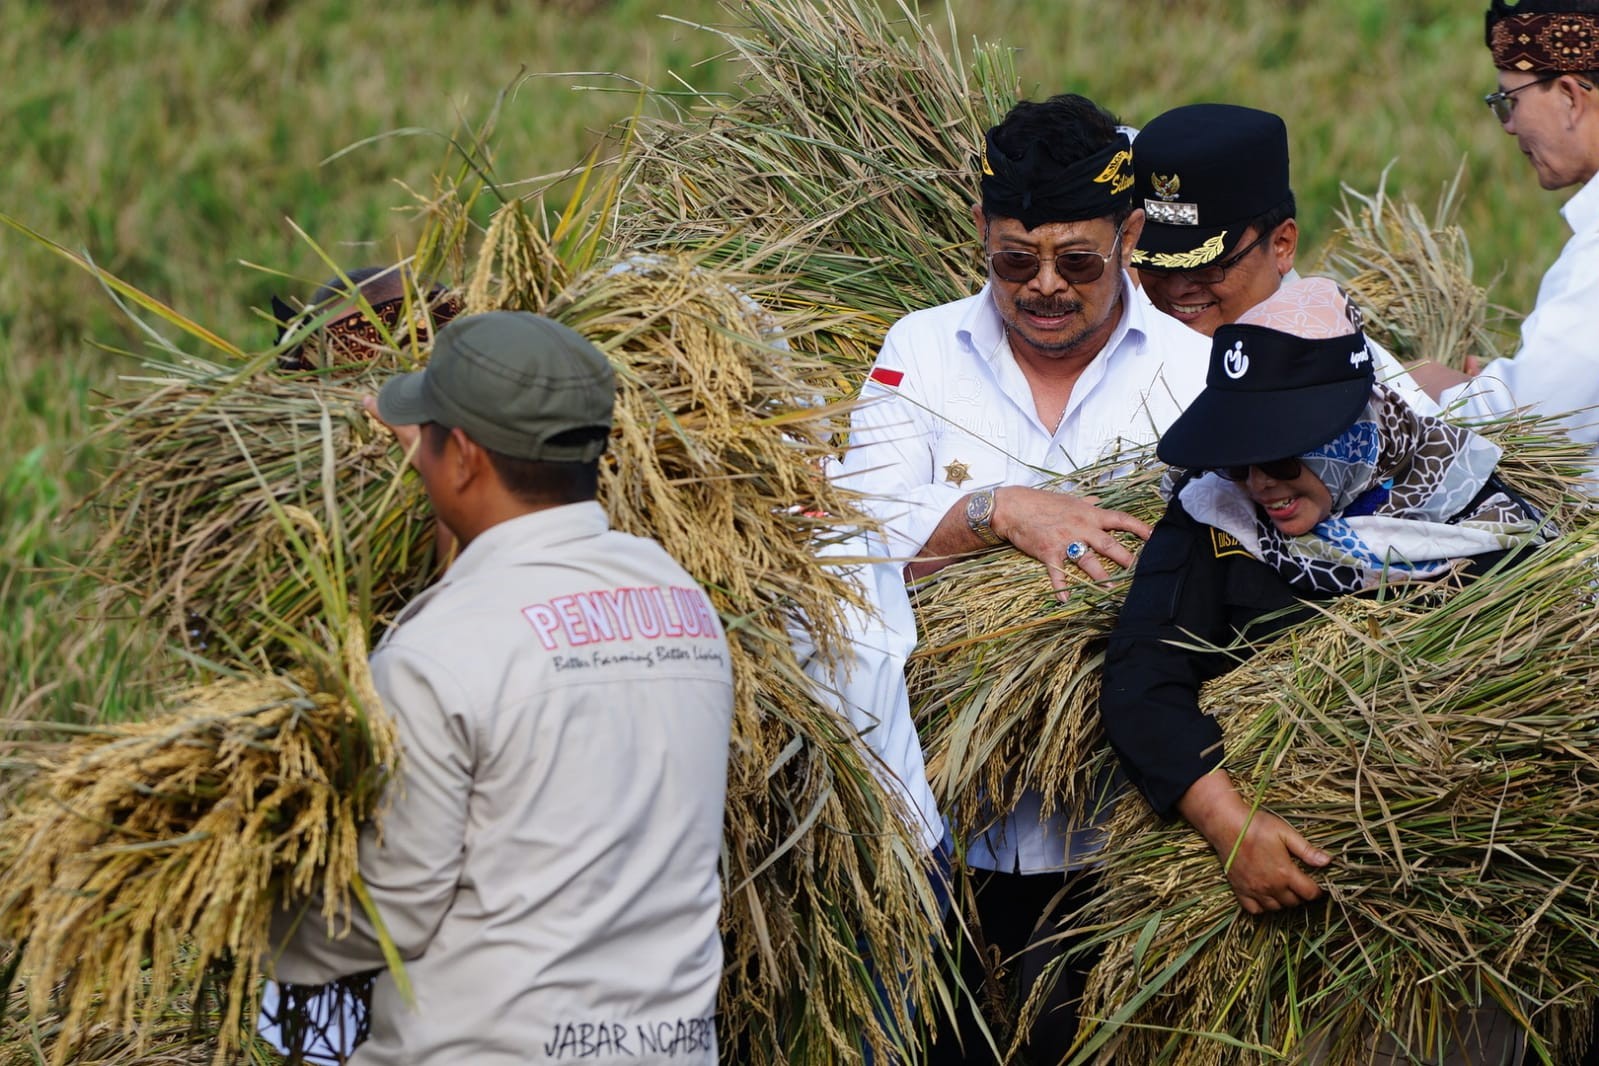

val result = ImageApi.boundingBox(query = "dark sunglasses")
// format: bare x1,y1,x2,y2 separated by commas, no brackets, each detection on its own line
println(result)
1139,227,1271,285
1215,457,1303,483
987,220,1127,285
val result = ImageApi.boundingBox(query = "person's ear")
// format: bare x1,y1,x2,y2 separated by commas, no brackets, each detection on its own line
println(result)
1119,208,1146,272
1270,218,1299,278
447,427,489,492
971,202,987,243
1560,73,1595,126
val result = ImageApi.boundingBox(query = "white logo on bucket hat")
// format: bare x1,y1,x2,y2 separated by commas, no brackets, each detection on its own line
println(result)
1223,340,1249,379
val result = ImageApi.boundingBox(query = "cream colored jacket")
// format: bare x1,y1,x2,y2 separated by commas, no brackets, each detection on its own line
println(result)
272,501,733,1065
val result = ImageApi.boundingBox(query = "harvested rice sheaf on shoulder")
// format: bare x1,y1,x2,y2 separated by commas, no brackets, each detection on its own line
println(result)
1319,162,1512,372
467,219,947,1063
0,623,394,1066
82,359,440,666
33,199,941,1062
906,423,1597,1062
612,0,1019,375
1079,525,1599,1064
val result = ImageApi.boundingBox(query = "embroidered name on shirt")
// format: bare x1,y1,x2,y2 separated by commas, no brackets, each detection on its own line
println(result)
522,586,720,650
1210,528,1251,560
543,1016,715,1059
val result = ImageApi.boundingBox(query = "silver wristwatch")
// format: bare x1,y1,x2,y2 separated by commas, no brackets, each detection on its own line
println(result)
965,489,1003,546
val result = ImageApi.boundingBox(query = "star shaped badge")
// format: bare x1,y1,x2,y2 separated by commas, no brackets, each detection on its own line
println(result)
943,460,972,487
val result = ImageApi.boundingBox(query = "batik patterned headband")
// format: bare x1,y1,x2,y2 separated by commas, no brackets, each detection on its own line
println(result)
1488,10,1599,73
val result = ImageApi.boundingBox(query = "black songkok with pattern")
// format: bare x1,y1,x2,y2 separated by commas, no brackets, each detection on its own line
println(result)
978,129,1133,231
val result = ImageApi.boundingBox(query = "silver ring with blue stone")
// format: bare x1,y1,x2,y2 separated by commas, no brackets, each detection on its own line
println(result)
1065,540,1089,562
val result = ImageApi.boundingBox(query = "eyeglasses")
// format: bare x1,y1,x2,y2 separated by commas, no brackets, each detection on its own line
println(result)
1215,457,1303,483
1139,228,1272,285
1484,73,1594,123
987,220,1127,285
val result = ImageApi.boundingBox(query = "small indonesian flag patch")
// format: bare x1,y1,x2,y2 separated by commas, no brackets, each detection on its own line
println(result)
868,367,905,388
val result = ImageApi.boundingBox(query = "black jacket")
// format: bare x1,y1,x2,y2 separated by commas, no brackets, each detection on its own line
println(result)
1098,488,1525,820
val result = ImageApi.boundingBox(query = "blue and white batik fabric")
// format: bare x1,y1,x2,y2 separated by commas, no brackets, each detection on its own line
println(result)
1172,385,1549,595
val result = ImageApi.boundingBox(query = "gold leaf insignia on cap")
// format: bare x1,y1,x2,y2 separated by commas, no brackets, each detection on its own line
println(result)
980,145,994,177
1130,232,1229,269
1152,173,1181,201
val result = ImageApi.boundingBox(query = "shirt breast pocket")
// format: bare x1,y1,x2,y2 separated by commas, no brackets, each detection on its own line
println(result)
932,423,1009,491
1116,540,1188,631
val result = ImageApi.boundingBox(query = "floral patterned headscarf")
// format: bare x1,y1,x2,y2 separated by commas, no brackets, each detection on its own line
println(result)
1170,279,1548,594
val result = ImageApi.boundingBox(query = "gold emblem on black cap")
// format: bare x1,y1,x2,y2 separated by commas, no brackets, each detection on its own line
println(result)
1092,149,1134,196
1152,173,1181,201
1130,232,1229,268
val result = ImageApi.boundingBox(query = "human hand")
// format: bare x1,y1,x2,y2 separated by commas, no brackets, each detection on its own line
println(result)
1406,360,1475,401
1178,770,1331,915
1463,354,1486,377
990,485,1153,594
360,395,421,457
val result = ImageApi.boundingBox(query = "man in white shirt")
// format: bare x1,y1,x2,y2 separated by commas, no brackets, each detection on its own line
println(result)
835,92,1209,1062
1130,102,1439,416
1409,0,1599,482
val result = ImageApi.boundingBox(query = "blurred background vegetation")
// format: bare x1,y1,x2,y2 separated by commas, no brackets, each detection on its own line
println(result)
0,0,1570,724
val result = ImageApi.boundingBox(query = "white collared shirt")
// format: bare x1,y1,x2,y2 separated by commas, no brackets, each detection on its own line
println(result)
838,275,1210,560
835,275,1209,873
1441,171,1599,470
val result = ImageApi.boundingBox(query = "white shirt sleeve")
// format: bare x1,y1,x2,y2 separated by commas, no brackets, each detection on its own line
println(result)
834,331,967,557
1367,336,1440,417
1439,222,1599,448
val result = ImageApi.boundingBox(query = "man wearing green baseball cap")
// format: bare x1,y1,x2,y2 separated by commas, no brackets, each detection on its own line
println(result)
268,310,735,1066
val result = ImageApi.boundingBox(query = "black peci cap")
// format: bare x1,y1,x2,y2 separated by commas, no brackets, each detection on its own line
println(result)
1130,103,1292,272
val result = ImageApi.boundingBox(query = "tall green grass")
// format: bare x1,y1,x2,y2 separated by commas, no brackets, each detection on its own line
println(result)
0,0,1574,724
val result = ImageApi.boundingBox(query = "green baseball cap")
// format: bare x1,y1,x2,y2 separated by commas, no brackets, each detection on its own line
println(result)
376,310,614,462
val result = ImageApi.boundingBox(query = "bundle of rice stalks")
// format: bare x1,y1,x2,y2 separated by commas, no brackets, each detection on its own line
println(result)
907,454,1167,836
1076,516,1599,1065
1319,162,1511,372
909,419,1590,850
0,612,395,1066
611,0,1018,374
81,360,440,666
466,206,946,1063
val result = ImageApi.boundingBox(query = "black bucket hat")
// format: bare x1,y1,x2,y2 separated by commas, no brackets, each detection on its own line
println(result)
1157,288,1375,470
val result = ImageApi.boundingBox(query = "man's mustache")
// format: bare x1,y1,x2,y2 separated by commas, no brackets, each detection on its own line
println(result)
1017,299,1083,317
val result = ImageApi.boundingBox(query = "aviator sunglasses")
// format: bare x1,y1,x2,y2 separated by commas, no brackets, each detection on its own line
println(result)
987,220,1127,285
1215,457,1303,483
